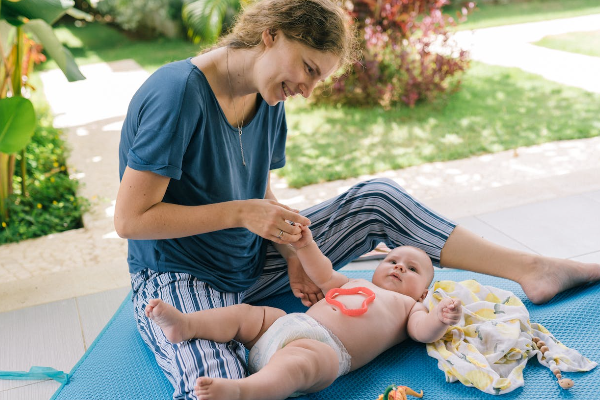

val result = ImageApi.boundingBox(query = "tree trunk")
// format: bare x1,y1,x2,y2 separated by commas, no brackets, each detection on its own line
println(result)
0,153,9,220
19,149,26,195
7,154,15,195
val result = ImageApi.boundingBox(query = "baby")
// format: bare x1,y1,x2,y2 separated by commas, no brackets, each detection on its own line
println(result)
145,225,461,400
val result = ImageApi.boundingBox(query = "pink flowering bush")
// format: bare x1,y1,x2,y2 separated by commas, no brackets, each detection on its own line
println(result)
313,0,475,107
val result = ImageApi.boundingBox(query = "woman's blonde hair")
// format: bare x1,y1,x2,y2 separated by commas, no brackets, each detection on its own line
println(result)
216,0,359,71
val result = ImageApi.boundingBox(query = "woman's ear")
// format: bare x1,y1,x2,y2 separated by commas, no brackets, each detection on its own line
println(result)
262,28,277,47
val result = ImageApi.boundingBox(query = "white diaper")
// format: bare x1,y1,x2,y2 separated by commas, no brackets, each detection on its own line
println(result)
248,313,352,378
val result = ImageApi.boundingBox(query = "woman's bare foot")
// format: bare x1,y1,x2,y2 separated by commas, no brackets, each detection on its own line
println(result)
145,299,190,343
519,257,600,304
195,376,241,400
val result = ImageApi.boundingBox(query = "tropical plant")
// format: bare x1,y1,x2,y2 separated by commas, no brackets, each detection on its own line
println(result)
182,0,252,44
0,0,87,220
1,109,90,244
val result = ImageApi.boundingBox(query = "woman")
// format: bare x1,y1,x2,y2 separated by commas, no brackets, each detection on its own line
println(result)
115,0,600,398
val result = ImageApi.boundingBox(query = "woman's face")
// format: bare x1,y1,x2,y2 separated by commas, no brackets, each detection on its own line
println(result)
255,30,340,106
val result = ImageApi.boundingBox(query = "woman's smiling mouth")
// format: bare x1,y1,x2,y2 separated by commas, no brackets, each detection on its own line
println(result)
282,82,293,98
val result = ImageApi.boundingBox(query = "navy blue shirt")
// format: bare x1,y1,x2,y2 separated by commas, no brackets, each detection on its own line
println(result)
119,58,287,293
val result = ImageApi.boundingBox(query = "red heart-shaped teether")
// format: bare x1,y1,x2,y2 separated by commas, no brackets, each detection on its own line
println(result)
325,286,376,316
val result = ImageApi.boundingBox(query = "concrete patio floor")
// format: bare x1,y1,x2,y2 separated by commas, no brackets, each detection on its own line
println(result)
2,190,600,399
1,14,600,400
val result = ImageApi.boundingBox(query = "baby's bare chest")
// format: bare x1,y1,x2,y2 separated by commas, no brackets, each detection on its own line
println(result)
308,283,412,341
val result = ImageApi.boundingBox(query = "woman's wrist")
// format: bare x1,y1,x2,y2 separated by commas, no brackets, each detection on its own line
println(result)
271,241,295,260
230,200,245,228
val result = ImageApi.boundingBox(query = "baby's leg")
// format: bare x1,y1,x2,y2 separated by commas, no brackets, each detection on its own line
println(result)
145,299,190,343
194,338,340,400
146,299,285,346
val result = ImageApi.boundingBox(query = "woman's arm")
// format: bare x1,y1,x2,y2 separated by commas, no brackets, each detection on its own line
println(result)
114,167,310,240
264,172,324,306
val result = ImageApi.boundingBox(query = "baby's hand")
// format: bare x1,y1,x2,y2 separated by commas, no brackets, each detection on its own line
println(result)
436,297,462,325
290,225,314,250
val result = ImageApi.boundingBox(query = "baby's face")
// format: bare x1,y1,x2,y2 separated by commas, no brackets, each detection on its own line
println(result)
371,246,434,301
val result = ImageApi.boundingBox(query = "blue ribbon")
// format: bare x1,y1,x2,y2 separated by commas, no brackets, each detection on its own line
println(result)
0,366,69,384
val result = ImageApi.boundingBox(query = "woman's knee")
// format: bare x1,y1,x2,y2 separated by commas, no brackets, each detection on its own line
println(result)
354,177,407,199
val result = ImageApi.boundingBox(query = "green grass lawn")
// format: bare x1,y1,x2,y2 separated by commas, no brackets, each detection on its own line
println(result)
534,30,600,57
279,62,600,187
447,0,600,31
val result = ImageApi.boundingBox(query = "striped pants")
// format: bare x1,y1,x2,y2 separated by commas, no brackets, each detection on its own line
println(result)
131,178,455,399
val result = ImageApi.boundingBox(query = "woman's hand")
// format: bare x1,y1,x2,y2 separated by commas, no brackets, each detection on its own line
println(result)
241,199,311,244
287,256,324,307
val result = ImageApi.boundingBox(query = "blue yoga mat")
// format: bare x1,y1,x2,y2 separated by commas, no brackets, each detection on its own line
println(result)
50,270,599,400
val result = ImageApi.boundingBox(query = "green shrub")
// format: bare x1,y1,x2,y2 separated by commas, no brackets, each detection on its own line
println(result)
0,109,89,244
312,0,473,108
96,0,184,38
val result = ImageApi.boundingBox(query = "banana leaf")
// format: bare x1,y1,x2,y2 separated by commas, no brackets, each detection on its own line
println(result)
0,19,15,58
0,96,36,154
23,19,85,82
1,0,75,26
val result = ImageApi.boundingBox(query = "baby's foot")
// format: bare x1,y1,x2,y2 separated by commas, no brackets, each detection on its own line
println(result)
145,299,189,343
520,257,600,304
195,376,241,400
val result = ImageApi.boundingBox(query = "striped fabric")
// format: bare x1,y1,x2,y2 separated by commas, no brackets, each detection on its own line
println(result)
244,178,456,302
131,178,456,399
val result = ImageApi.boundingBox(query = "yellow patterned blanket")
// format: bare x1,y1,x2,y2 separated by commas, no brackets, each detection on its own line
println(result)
424,280,597,395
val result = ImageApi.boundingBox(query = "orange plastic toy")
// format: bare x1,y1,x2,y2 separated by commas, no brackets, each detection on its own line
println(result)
325,286,375,316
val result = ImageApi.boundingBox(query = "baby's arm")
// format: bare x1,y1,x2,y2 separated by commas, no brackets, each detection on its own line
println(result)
407,297,461,343
291,225,349,293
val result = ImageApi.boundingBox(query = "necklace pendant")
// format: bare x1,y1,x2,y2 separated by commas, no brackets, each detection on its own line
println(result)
238,127,246,166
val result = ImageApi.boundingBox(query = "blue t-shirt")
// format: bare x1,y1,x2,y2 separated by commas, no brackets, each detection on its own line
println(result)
118,58,287,293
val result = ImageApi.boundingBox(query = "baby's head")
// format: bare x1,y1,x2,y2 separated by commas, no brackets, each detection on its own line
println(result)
371,246,434,302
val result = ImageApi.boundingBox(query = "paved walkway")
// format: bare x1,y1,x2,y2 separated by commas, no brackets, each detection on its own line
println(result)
454,14,600,93
1,15,599,313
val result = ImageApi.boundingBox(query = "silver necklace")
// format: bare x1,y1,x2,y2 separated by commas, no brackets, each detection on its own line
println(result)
226,47,247,166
